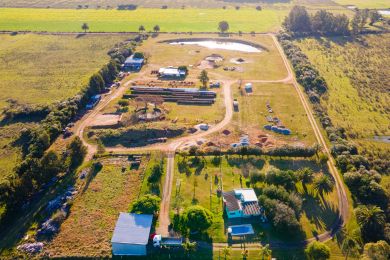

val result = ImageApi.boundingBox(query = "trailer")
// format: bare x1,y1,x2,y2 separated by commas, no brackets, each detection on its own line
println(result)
153,235,182,248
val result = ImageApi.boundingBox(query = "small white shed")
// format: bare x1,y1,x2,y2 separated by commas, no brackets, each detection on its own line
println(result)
111,213,153,256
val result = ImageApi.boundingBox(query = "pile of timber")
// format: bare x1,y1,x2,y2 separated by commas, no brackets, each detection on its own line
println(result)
128,86,216,105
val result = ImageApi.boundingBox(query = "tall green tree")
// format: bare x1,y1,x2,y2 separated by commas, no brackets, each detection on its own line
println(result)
198,70,209,89
259,244,272,260
283,5,312,33
153,25,160,33
81,22,89,33
218,21,230,34
341,233,361,260
369,11,382,25
355,205,386,242
222,246,231,260
314,174,334,199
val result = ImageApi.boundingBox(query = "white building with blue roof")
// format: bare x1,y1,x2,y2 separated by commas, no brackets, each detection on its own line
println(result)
111,213,153,256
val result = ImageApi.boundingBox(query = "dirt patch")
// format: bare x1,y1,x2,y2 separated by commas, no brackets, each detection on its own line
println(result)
90,114,121,127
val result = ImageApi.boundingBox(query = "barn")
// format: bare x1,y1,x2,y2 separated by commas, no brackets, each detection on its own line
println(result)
111,213,153,256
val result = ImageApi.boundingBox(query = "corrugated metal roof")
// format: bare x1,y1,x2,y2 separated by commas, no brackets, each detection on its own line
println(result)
222,191,241,211
125,55,144,64
111,213,153,245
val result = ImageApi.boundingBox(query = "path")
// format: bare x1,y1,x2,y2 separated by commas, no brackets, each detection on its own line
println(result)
270,34,349,238
72,34,349,248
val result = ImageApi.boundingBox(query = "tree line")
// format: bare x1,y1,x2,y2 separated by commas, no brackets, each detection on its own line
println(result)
0,37,141,227
278,31,389,249
284,6,383,36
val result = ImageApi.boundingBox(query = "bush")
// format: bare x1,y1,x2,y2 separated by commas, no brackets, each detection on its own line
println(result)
130,194,161,215
305,241,331,260
183,205,213,232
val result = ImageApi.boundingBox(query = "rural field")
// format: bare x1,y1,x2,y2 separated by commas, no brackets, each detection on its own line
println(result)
333,0,390,9
295,35,390,155
230,82,316,147
0,8,287,33
0,33,128,110
0,33,129,181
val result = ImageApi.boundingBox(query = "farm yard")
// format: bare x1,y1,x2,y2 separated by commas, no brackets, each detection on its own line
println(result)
295,35,390,156
35,154,156,258
171,155,339,243
85,34,299,149
0,0,389,258
229,82,316,148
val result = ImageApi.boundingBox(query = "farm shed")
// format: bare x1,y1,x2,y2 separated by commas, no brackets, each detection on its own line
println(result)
124,54,144,71
111,213,153,256
158,67,186,78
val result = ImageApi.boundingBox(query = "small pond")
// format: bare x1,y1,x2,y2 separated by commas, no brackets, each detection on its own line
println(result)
372,136,390,144
378,10,390,16
169,40,262,53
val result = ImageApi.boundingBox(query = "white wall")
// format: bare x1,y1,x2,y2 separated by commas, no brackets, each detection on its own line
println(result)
112,243,146,256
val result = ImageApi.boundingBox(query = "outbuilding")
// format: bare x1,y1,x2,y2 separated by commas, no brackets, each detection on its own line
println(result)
111,213,153,256
124,54,144,71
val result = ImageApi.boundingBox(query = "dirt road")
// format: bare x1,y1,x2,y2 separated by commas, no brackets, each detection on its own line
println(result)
271,34,349,232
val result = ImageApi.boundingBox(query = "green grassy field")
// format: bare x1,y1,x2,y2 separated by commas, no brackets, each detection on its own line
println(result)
171,155,339,243
295,35,390,156
0,8,287,33
0,33,128,110
230,82,317,147
334,0,390,9
0,0,292,9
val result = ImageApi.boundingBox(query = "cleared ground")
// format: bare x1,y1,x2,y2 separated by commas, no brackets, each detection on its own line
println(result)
0,8,287,33
171,155,339,243
211,82,317,149
295,35,390,156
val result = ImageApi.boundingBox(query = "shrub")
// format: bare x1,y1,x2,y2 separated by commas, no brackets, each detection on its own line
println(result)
305,241,331,260
183,205,213,232
130,194,161,215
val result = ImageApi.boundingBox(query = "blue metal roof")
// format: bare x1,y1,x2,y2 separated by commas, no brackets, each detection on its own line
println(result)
111,213,153,245
125,55,144,65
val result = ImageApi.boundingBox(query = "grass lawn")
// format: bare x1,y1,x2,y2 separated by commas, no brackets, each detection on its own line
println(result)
171,155,339,243
295,35,390,155
137,34,288,81
333,0,390,9
43,156,151,258
0,33,128,110
0,8,287,33
230,82,317,147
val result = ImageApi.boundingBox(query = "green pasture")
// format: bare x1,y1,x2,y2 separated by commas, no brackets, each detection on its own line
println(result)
295,36,390,151
0,33,128,110
0,8,287,33
171,155,339,243
232,82,317,146
334,0,390,9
